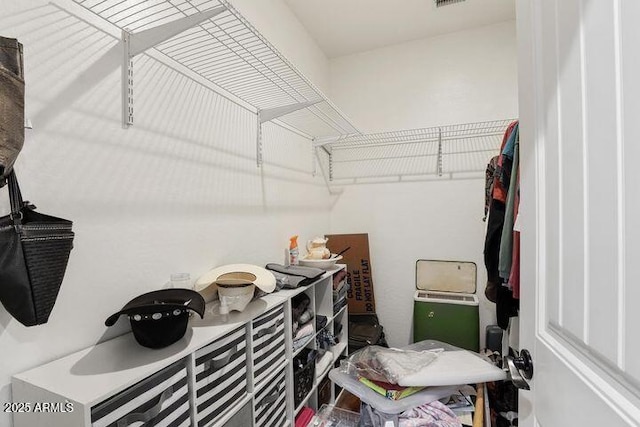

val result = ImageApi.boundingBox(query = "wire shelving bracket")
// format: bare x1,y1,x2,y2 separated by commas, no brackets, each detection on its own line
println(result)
121,5,228,128
72,0,359,166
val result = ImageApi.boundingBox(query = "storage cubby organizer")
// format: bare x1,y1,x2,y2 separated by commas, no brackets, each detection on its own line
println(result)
12,265,347,427
278,266,350,419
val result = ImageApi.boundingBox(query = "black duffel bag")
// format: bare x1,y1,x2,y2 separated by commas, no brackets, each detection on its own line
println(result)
348,313,388,353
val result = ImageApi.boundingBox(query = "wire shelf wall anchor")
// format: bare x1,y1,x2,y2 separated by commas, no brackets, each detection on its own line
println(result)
119,5,228,128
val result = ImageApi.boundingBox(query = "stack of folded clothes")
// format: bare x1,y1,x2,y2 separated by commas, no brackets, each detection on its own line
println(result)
332,269,349,314
292,293,314,351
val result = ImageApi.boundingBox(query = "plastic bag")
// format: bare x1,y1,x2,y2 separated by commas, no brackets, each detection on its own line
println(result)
343,345,443,384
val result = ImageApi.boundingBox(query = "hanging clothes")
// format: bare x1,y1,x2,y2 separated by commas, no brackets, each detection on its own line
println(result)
509,231,520,299
483,120,520,328
483,200,504,304
509,163,521,299
499,125,519,281
483,120,517,303
496,281,519,330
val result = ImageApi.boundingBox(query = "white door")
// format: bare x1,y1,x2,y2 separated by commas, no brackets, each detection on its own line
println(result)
517,0,640,425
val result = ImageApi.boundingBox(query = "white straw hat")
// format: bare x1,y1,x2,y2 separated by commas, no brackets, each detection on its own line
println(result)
194,264,276,302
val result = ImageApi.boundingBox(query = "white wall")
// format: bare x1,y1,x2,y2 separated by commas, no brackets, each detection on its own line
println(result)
0,1,329,426
329,20,518,132
328,21,519,348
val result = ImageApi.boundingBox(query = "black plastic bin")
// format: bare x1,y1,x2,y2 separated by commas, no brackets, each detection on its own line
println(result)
293,348,317,407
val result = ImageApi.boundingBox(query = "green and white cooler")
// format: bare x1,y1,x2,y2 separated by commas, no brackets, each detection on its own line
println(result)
412,260,479,351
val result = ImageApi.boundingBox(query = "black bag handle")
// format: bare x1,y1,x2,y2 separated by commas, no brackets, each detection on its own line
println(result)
7,170,24,220
6,170,33,224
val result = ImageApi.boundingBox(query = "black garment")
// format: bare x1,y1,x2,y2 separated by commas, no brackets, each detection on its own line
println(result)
497,156,513,196
484,200,505,286
484,199,518,328
483,156,499,222
496,284,519,329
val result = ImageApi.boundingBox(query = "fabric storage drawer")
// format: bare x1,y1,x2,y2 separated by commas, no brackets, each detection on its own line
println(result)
252,304,286,385
223,400,253,427
90,358,190,427
254,368,287,427
194,326,248,427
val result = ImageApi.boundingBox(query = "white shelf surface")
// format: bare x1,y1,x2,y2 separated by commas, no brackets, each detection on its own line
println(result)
13,264,347,426
295,393,312,416
60,1,513,183
331,342,348,363
292,335,315,358
334,305,348,319
70,0,359,139
13,267,344,408
276,266,342,297
318,118,517,183
319,314,334,330
315,352,334,383
13,293,288,407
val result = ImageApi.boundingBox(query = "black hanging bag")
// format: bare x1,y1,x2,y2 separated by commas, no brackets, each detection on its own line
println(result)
0,170,74,326
0,36,25,184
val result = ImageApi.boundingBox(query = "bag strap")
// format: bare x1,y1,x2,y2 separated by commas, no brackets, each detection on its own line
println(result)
7,170,25,223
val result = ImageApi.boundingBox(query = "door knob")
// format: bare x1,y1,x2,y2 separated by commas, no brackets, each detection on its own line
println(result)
504,349,533,390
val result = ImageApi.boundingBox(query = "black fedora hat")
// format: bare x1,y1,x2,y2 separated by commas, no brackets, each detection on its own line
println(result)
105,289,205,349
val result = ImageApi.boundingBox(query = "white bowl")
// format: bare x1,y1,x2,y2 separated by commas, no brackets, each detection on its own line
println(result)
298,255,343,270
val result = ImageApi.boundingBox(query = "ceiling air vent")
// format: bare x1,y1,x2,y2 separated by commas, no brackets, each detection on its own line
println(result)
434,0,466,7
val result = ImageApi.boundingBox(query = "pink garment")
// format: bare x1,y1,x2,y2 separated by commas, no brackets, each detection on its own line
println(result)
294,321,314,340
399,400,462,427
295,407,315,427
492,121,518,204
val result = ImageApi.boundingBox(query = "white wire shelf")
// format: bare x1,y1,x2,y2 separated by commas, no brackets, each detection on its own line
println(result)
317,119,516,183
64,1,512,181
71,0,359,152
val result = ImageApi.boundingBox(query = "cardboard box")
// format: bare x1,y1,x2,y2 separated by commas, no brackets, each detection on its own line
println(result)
326,233,376,314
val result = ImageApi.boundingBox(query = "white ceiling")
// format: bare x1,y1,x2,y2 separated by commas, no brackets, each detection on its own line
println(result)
283,0,516,58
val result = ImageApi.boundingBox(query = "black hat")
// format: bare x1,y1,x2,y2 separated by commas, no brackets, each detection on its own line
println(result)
105,289,205,349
